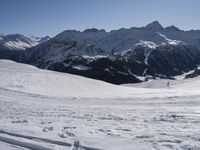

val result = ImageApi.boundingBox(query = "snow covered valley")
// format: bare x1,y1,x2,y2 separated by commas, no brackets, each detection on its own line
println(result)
0,60,200,150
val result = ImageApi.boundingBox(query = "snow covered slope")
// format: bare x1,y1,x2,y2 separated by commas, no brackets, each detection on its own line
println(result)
0,60,154,99
1,59,199,98
0,60,200,150
0,34,50,50
124,76,200,91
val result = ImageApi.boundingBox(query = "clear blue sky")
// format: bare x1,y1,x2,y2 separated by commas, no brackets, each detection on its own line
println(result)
0,0,200,37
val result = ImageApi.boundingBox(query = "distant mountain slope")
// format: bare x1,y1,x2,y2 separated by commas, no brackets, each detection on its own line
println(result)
0,34,50,61
53,21,200,54
0,34,50,50
2,21,200,84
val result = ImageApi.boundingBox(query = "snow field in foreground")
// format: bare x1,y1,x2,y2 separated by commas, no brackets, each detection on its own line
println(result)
0,60,200,150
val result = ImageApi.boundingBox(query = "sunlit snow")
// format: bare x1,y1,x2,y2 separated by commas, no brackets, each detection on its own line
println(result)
0,60,200,150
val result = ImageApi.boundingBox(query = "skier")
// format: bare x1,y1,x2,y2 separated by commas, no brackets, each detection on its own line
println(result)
167,81,170,88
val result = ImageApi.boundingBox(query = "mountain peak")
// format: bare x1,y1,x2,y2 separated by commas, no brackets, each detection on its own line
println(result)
83,28,106,33
165,25,181,31
145,21,163,30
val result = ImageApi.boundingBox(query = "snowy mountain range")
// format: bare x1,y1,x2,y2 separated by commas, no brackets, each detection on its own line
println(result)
51,21,200,53
0,34,50,62
1,21,200,84
0,34,50,50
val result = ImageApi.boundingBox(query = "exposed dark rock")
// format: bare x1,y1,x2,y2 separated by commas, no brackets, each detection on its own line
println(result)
185,69,200,79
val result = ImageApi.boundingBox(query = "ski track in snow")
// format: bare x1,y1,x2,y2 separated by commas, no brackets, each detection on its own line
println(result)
0,60,200,150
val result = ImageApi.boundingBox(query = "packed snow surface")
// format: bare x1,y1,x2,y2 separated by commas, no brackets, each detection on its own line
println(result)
0,60,200,150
